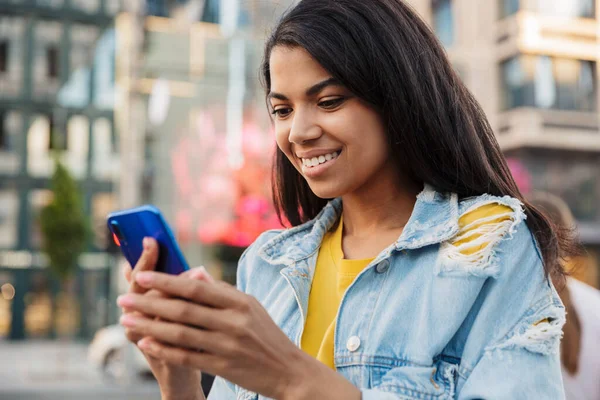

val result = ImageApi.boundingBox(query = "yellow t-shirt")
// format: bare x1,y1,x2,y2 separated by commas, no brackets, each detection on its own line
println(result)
300,216,374,369
300,203,513,369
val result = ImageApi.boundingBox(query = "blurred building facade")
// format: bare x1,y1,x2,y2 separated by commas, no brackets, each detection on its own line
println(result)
410,0,600,287
116,0,599,292
4,0,597,341
0,0,121,339
115,0,293,282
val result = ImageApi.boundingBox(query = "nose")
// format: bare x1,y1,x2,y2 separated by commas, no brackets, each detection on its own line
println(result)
288,109,322,145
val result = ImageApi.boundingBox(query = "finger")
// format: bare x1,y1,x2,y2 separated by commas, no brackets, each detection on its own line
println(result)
117,293,229,331
120,314,230,354
134,272,242,309
130,237,159,294
122,286,185,344
137,337,223,375
181,266,215,283
123,263,132,284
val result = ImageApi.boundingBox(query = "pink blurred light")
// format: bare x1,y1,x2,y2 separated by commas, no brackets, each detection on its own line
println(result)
507,158,532,194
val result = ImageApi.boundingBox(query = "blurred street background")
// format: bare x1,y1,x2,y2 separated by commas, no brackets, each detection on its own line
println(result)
0,0,598,398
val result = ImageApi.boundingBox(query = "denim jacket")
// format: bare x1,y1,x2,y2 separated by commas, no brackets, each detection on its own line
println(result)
208,186,566,400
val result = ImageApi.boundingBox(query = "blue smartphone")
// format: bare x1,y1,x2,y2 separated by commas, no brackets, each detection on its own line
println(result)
107,205,189,275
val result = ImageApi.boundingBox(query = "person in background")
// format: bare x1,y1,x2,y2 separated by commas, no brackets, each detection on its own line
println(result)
529,192,600,400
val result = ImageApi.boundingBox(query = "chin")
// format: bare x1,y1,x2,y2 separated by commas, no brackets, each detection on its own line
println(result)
306,181,346,200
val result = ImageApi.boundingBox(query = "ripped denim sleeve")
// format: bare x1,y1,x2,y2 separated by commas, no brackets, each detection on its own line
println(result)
456,297,566,399
485,296,565,358
436,197,525,278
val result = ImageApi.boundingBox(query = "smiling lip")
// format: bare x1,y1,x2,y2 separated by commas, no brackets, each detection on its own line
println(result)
295,148,342,159
300,150,341,178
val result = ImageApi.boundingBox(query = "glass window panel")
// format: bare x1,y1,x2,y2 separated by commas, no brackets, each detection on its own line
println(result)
92,118,116,179
29,190,53,249
93,29,116,110
554,58,579,111
499,0,520,18
71,0,100,14
65,115,89,179
82,271,108,337
0,190,19,248
36,0,65,8
534,56,556,108
432,0,454,47
0,111,22,174
538,0,595,19
27,114,53,177
0,41,7,73
54,277,80,337
33,21,62,101
105,0,122,15
24,272,52,338
0,16,25,99
502,56,597,111
578,61,596,111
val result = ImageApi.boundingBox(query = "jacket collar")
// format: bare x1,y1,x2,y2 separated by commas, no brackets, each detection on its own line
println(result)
258,184,459,266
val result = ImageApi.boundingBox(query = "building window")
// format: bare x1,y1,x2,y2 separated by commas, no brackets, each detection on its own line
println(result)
0,189,19,249
0,41,7,73
0,17,25,98
71,0,100,14
29,190,53,249
46,46,59,78
47,115,65,150
147,0,168,17
0,111,22,174
501,55,597,112
432,0,454,47
499,0,519,18
0,112,5,150
538,0,595,19
202,0,220,23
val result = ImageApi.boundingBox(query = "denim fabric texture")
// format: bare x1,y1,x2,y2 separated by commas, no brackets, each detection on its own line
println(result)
208,185,566,400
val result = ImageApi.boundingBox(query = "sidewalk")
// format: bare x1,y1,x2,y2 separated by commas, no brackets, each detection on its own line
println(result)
0,340,160,399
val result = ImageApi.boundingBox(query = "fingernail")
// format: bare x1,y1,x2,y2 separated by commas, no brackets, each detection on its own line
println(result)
137,338,151,350
135,271,153,285
120,314,138,327
117,295,134,307
143,237,151,250
198,266,215,283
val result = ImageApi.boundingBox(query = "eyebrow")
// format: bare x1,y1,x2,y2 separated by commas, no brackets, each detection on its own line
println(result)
268,78,342,101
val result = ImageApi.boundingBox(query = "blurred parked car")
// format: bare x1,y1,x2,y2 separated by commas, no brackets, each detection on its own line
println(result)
89,324,216,393
88,324,151,380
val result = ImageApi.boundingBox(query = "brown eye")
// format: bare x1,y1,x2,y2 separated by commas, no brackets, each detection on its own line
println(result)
272,107,292,118
318,97,345,110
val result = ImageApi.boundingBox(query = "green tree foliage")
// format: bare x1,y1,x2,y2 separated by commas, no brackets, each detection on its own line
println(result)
40,160,87,280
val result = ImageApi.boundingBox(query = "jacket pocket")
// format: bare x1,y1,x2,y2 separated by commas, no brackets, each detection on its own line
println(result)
363,359,458,400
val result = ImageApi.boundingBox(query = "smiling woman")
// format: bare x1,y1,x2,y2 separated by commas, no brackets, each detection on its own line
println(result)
118,1,581,399
269,49,400,202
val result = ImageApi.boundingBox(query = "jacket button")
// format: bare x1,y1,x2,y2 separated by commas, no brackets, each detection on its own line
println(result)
346,336,361,352
375,260,390,274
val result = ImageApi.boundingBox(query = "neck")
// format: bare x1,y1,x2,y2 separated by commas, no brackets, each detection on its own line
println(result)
341,177,421,239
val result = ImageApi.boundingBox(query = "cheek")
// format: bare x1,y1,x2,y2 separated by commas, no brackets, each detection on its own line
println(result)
275,126,295,160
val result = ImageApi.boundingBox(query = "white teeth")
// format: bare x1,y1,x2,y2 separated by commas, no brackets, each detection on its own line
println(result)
301,151,340,168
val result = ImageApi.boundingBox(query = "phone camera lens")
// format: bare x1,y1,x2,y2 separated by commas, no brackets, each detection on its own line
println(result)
110,221,124,241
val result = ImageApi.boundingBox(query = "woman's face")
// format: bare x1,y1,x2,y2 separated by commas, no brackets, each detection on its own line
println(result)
269,46,396,199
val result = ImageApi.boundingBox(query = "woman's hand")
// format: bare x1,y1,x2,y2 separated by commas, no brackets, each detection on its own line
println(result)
121,238,206,400
115,270,361,400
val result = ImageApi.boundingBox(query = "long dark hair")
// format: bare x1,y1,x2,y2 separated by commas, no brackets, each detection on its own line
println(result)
261,0,581,282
